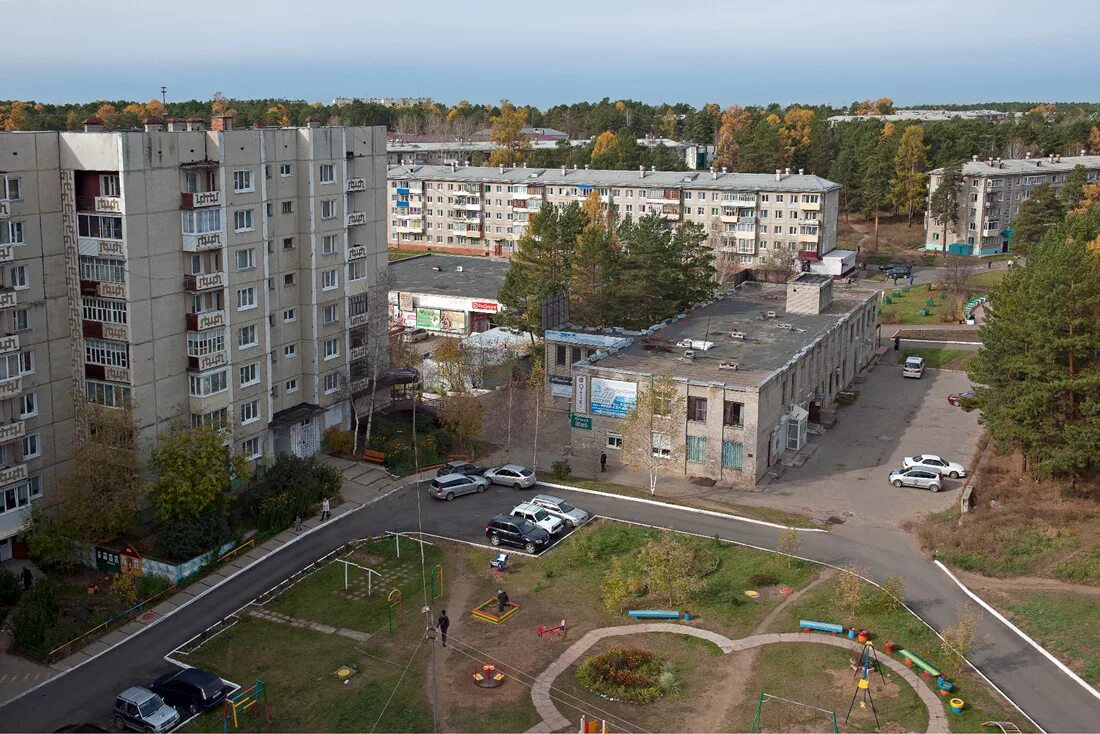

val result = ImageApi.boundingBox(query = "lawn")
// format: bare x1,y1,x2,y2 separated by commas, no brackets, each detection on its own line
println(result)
970,268,1008,289
387,248,424,261
878,284,958,325
902,347,971,370
999,590,1100,688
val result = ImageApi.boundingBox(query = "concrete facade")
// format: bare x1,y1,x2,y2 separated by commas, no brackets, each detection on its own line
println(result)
0,122,389,557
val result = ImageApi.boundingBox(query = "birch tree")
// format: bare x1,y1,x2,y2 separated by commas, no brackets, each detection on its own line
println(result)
619,376,684,495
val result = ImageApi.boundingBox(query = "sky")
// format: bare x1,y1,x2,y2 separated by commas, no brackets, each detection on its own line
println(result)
4,0,1098,108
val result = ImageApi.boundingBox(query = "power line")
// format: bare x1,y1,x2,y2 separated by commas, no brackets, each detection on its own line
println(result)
368,635,425,734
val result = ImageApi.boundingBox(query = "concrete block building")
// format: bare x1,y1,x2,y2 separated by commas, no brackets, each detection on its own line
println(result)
0,118,389,560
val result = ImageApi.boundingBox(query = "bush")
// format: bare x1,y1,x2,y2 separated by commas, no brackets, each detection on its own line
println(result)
324,427,355,457
0,567,21,607
749,572,779,586
551,460,572,480
432,428,454,456
155,508,234,562
575,646,668,704
9,581,60,651
243,454,343,533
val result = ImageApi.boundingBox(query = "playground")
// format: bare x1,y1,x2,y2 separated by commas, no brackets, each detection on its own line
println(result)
171,522,1031,733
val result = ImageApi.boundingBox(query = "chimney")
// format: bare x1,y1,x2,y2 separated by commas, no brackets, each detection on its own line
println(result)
306,114,321,129
563,165,568,174
450,162,456,173
798,168,804,175
722,167,728,174
572,164,578,170
972,155,979,162
82,116,104,133
211,113,235,132
1025,152,1031,159
1081,149,1087,156
639,165,645,179
1055,154,1061,163
987,157,993,166
784,167,790,176
775,169,782,181
650,165,656,172
711,168,717,180
464,160,469,166
168,117,188,132
142,117,164,132
584,164,590,170
499,164,504,173
187,118,205,132
252,122,263,130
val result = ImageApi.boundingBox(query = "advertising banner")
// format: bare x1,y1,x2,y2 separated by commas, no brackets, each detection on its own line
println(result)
550,375,572,398
415,308,442,330
574,375,588,414
589,378,637,418
440,309,466,333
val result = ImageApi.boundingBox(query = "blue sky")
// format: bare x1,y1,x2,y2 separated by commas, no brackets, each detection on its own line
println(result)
5,0,1097,107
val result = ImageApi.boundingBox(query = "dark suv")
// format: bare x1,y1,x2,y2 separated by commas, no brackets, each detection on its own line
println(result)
485,514,550,554
150,667,228,715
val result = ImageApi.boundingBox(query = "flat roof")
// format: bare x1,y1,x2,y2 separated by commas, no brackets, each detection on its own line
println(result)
578,284,875,387
388,164,841,193
931,154,1100,177
388,254,510,300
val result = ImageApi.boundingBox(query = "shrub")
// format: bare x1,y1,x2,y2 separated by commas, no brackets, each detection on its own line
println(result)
155,508,233,562
324,427,355,457
0,567,21,607
432,428,454,456
749,572,779,586
575,646,667,704
9,581,60,651
242,454,344,532
551,460,572,480
137,573,173,599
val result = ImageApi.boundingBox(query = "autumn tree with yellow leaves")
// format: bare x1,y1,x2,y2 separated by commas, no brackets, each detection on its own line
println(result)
714,105,750,172
488,102,530,166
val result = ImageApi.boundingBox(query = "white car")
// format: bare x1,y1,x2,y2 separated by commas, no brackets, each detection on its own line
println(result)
483,464,536,489
902,356,925,378
510,502,564,535
903,454,966,479
889,467,943,492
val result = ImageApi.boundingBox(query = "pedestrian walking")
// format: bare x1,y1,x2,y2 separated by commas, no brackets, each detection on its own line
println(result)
496,588,509,614
20,566,32,591
907,274,915,286
321,497,331,521
893,336,900,352
988,260,993,270
294,515,303,532
437,610,450,647
599,452,607,472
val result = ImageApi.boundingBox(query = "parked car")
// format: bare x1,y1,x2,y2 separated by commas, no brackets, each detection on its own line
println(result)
402,328,429,344
531,494,590,529
483,464,536,489
113,687,181,733
435,461,485,478
901,356,925,378
428,473,488,501
485,514,550,554
510,502,565,535
889,467,943,492
878,261,909,273
886,264,912,279
903,454,967,479
947,391,975,406
150,667,229,715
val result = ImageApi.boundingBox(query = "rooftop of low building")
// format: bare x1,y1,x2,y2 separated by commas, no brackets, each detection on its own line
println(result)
387,253,510,300
930,154,1100,177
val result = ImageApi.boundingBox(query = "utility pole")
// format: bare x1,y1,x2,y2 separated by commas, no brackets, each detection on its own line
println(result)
160,86,167,105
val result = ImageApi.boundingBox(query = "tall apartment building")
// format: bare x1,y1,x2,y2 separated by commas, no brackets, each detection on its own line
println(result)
386,164,842,274
925,153,1100,256
0,118,388,560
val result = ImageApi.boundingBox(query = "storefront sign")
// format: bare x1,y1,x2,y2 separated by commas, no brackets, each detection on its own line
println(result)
570,415,592,430
549,375,572,398
470,300,500,313
574,374,588,415
590,378,637,418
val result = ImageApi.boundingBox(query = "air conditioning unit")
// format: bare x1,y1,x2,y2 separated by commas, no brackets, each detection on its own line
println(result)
777,323,794,330
718,361,739,371
683,349,695,361
729,331,746,340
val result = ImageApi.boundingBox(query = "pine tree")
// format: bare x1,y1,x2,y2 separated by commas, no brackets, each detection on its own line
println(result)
861,141,894,251
929,161,965,254
1061,165,1089,209
891,125,930,226
569,225,619,326
1011,183,1065,255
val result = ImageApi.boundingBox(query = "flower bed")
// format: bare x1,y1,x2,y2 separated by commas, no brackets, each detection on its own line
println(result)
575,646,674,704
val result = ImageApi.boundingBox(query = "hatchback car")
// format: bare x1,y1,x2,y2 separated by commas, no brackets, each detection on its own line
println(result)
113,687,180,733
889,467,943,492
402,328,429,343
530,494,590,529
947,391,975,406
483,464,536,489
901,356,925,378
150,667,228,715
878,260,909,273
435,461,485,478
510,502,564,535
903,454,966,479
428,473,488,501
485,514,550,554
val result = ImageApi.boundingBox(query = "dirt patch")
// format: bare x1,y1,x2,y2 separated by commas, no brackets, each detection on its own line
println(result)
892,327,981,343
838,214,926,256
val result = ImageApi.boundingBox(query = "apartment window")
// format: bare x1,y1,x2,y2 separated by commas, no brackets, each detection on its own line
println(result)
78,256,125,283
240,400,260,425
723,400,745,427
322,304,338,325
190,408,228,429
283,237,295,250
686,396,707,423
1,478,39,517
236,287,257,310
348,260,367,281
652,392,672,417
22,433,40,459
324,337,340,360
285,378,299,393
322,234,339,255
320,164,335,184
722,440,744,470
322,269,338,290
2,176,21,200
283,308,296,322
279,164,292,177
181,208,222,235
187,328,225,356
10,309,28,333
233,170,254,192
188,369,227,397
686,435,706,464
81,297,128,324
284,344,297,358
320,199,336,219
606,432,623,450
235,248,256,271
84,339,128,368
19,392,37,419
323,372,340,394
650,432,672,458
237,363,258,387
238,324,257,349
87,380,131,407
233,209,254,232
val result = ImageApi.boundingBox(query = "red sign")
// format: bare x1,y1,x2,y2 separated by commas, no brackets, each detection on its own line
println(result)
470,301,499,313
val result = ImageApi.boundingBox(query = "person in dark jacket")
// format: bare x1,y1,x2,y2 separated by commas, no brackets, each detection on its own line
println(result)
436,610,450,647
497,589,509,614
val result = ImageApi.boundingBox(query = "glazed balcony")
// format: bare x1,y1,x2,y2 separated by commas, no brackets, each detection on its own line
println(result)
184,272,225,292
180,190,222,209
186,310,226,331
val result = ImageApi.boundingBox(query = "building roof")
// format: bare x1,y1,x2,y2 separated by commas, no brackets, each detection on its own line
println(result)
575,283,875,387
827,109,1008,124
930,154,1100,177
388,254,510,300
388,164,840,193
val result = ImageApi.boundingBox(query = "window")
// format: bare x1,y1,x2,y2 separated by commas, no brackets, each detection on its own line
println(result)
235,248,255,271
22,433,40,459
11,309,28,333
233,209,254,231
79,256,125,283
723,400,744,427
241,436,262,459
81,297,127,324
320,164,335,184
188,369,227,397
322,269,338,290
284,344,297,358
283,308,296,322
233,170,254,192
190,408,228,429
187,328,225,356
281,201,293,215
282,237,295,250
1,477,42,517
687,396,707,422
721,440,743,470
650,432,672,458
606,432,623,450
236,287,256,310
285,378,299,393
686,435,706,464
240,400,260,425
555,345,566,366
348,260,367,281
8,265,27,290
239,363,259,387
181,208,221,235
652,392,672,417
238,324,257,349
323,372,340,394
87,380,131,407
2,176,21,201
84,339,128,367
279,164,292,177
320,199,336,219
322,304,338,324
19,392,37,418
322,234,339,255
1,221,25,246
324,337,340,360
283,273,296,287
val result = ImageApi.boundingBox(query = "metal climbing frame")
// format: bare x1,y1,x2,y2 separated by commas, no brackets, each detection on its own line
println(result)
749,692,838,734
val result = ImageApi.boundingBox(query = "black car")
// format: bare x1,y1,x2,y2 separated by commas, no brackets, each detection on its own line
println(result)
436,461,485,478
878,260,909,273
485,514,551,554
886,264,913,279
150,667,228,715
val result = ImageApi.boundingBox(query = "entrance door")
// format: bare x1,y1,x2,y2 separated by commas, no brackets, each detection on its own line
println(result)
291,418,321,458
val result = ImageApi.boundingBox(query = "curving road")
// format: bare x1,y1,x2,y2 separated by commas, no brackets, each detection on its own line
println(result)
2,482,1097,732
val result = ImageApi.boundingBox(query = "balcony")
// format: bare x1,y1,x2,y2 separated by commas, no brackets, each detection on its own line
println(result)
84,364,131,383
347,212,367,226
78,236,126,259
80,280,126,300
180,190,222,209
0,200,9,219
982,226,1002,237
82,321,129,342
0,291,16,310
349,312,369,329
189,390,229,416
349,345,368,361
722,195,757,206
797,249,821,261
457,202,482,212
394,210,423,219
0,335,18,355
798,232,820,243
0,378,21,398
347,178,367,193
719,213,740,223
182,230,224,252
800,201,821,212
393,223,423,234
76,195,123,214
801,217,820,226
0,463,27,488
0,420,25,444
184,272,225,291
186,310,226,331
348,277,370,297
0,246,12,263
187,350,228,372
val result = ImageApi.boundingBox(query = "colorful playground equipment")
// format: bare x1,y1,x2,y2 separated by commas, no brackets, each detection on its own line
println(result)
490,553,509,573
950,697,966,714
845,642,884,727
898,648,942,679
627,609,681,620
222,679,271,733
983,722,1022,733
472,597,520,624
799,619,844,635
580,715,608,733
472,663,505,688
537,619,567,640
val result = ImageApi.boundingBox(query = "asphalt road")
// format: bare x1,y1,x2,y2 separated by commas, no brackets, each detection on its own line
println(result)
3,481,1098,732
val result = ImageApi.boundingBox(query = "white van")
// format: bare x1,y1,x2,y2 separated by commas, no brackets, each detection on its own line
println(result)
902,356,925,378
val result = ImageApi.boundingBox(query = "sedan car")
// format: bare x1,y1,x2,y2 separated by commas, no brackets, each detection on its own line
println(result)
889,467,943,492
150,667,228,715
485,514,551,554
947,391,975,406
428,473,489,501
903,454,966,479
435,461,485,478
483,464,536,489
531,494,590,529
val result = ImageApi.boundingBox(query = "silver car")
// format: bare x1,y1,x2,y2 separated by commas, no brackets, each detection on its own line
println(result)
483,464,536,489
531,494,590,529
889,467,943,492
428,472,488,501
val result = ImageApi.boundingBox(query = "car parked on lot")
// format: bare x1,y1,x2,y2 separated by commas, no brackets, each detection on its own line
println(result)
428,473,488,501
435,461,485,478
113,687,180,733
150,667,229,715
889,467,943,492
878,261,909,273
483,464,536,489
510,502,564,535
903,454,966,479
901,356,925,378
947,390,975,406
485,514,550,553
886,264,912,279
402,327,429,344
530,494,590,529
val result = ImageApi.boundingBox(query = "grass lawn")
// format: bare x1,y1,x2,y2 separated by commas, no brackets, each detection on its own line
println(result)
878,285,957,325
998,591,1100,687
387,248,424,261
970,269,1008,289
902,347,971,370
447,699,541,734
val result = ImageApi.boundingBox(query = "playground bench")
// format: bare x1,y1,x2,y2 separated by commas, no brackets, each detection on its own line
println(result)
899,649,942,678
799,619,845,635
362,449,385,464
